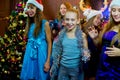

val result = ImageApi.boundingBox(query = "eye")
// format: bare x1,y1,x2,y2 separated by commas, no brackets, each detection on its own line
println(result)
63,7,66,9
31,6,35,9
118,8,120,12
65,18,69,21
112,8,116,12
71,19,75,21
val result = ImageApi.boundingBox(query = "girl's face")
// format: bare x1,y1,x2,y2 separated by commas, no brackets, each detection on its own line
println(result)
93,14,101,26
111,6,120,22
64,11,78,31
60,4,67,16
27,4,37,17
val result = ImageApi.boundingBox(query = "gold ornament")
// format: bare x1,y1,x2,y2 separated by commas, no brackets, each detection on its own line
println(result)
12,22,17,27
19,20,23,24
1,59,5,62
4,70,7,74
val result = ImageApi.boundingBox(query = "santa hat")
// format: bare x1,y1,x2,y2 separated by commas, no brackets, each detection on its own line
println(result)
83,9,103,21
24,0,43,11
109,0,120,8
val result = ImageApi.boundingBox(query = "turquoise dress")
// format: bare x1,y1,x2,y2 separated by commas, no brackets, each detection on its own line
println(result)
20,20,49,80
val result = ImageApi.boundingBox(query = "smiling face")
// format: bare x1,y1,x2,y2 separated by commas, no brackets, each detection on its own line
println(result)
60,4,67,16
93,14,102,26
27,4,37,17
111,6,120,22
64,11,78,31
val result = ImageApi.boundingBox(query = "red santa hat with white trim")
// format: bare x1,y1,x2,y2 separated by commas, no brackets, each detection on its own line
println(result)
24,0,43,11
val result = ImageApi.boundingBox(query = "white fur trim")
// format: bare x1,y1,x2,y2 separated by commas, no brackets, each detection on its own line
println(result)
110,0,120,8
83,9,103,21
26,0,43,11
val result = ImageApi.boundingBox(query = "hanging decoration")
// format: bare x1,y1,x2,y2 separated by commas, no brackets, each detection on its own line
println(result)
79,0,108,12
79,0,109,22
79,0,91,12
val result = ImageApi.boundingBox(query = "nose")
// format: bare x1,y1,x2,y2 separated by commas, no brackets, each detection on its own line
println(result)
26,8,32,14
114,10,119,15
27,8,31,11
67,21,72,25
98,19,101,23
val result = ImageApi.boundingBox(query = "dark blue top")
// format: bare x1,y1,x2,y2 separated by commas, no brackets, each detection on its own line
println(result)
96,31,120,80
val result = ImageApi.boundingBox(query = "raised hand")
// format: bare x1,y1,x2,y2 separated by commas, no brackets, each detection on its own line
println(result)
87,26,98,39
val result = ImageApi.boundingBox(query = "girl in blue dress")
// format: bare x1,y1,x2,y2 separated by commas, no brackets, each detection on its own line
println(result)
20,0,52,80
96,0,120,79
87,0,120,79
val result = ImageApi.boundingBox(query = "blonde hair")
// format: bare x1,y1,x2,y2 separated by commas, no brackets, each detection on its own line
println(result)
99,13,120,47
82,16,102,34
66,8,80,19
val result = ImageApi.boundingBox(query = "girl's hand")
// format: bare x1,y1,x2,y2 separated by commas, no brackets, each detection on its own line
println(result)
49,65,53,77
87,26,98,39
105,45,120,57
44,61,50,72
82,49,91,63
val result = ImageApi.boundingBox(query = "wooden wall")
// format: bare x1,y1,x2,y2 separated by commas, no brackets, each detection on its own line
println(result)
0,0,111,37
42,0,112,20
0,0,20,37
0,0,10,36
42,0,81,20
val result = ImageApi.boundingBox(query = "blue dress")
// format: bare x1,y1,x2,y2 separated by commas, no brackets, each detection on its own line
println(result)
20,20,49,80
96,31,120,80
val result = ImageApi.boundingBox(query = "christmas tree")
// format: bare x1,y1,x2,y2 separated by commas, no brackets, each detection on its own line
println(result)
0,0,27,80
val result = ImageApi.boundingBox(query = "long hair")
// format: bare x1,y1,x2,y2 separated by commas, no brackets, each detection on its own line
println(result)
57,2,72,21
82,16,102,34
99,13,120,47
24,4,45,38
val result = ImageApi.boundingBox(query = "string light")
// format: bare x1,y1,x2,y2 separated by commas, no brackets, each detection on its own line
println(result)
79,0,108,12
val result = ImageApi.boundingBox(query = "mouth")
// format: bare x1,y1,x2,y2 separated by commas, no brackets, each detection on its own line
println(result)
28,11,34,16
113,15,120,20
61,11,66,15
66,24,73,29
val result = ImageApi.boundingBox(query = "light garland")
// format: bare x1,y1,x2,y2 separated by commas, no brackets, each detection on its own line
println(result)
79,0,91,12
100,0,108,12
79,0,108,12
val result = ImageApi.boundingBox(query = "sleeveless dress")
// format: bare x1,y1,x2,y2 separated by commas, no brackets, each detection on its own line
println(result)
96,31,120,80
20,20,49,80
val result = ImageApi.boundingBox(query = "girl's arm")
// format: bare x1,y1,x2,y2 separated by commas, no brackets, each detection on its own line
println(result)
82,32,88,49
82,32,90,61
44,21,52,72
